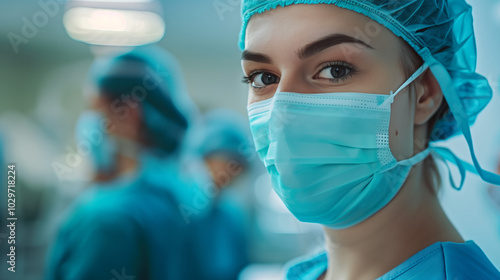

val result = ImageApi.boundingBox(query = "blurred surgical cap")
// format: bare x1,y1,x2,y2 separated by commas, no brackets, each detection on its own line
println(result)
87,45,198,154
195,109,251,166
239,0,492,141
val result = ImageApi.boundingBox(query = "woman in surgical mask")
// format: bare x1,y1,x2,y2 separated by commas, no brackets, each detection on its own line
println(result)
240,1,500,279
45,46,210,280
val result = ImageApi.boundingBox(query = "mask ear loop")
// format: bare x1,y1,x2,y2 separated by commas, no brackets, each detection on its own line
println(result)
384,63,430,105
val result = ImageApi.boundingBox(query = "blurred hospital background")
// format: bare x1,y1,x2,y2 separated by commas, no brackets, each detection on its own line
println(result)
0,0,499,279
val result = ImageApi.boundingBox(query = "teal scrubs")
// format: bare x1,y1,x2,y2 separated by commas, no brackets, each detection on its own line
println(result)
45,154,247,280
189,205,248,280
285,241,500,280
44,172,195,280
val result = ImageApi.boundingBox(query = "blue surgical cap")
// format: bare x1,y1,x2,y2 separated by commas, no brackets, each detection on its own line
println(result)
195,109,251,166
239,0,493,142
87,45,199,154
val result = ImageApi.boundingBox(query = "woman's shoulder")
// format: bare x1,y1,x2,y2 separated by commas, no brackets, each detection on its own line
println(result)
440,241,500,279
283,242,500,280
380,241,500,280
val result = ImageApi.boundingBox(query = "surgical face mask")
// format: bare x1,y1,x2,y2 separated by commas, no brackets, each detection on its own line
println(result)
247,64,431,229
75,111,142,176
76,111,117,175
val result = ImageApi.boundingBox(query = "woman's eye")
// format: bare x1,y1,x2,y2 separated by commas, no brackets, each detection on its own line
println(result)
251,72,279,88
317,65,352,80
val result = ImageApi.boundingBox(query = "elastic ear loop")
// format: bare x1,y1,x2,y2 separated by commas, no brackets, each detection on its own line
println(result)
427,57,500,190
384,63,430,105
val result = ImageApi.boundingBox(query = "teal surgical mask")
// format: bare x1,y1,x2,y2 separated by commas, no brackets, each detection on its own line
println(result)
75,111,118,175
75,111,142,176
248,64,431,229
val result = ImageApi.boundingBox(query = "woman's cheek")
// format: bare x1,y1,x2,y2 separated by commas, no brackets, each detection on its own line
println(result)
388,93,415,160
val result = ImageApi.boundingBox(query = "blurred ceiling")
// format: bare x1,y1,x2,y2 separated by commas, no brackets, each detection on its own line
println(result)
0,0,242,59
0,0,247,115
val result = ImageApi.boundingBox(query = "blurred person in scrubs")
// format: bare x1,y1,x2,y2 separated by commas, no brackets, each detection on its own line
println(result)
44,46,212,280
240,0,500,279
186,109,254,280
197,109,251,191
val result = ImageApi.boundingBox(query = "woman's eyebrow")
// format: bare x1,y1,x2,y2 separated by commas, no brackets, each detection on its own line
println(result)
298,33,374,60
241,51,273,63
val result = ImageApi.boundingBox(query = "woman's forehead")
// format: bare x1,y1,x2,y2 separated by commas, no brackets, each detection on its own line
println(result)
245,4,398,55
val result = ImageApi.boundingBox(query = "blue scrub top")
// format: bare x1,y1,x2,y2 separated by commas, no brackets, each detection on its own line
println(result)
44,172,196,280
45,156,247,280
285,241,500,280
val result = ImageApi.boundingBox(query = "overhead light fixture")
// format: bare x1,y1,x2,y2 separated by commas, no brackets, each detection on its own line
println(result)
63,0,165,46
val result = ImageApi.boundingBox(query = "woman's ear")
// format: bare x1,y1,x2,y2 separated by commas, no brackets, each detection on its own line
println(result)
414,70,443,126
